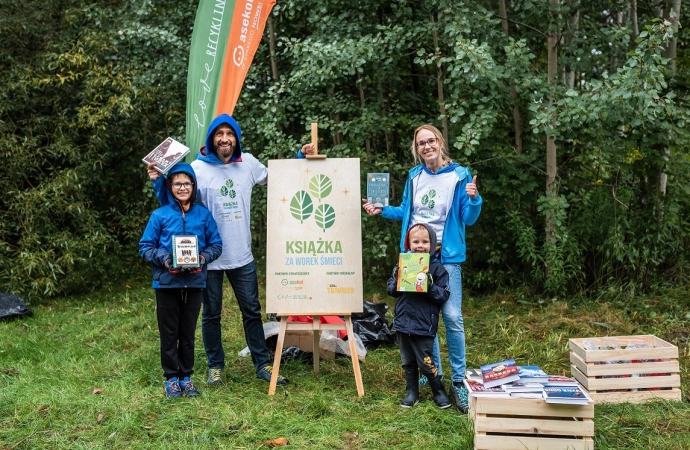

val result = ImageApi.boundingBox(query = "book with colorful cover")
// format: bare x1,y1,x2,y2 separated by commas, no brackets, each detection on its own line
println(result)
463,379,511,398
544,375,578,386
396,253,429,292
366,173,390,208
480,358,520,388
142,137,190,175
171,235,200,269
542,385,591,405
517,365,550,383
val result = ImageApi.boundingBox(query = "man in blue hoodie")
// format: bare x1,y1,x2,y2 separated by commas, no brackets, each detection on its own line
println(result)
149,114,314,387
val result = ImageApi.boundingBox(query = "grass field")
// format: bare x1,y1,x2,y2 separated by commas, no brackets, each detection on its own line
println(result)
1,280,688,449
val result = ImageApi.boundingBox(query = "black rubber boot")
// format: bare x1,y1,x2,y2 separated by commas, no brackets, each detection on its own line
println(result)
400,371,419,408
428,375,452,409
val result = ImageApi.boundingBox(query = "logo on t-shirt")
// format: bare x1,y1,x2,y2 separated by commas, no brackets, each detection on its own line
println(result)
421,189,437,210
220,179,236,198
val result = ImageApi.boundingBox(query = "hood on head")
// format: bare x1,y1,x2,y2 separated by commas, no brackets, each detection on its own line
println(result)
403,223,438,256
200,113,242,162
164,162,197,207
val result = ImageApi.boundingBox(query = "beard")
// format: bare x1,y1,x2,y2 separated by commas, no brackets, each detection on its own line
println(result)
214,141,234,159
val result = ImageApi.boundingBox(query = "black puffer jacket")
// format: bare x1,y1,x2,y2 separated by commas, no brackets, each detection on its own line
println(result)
387,223,450,337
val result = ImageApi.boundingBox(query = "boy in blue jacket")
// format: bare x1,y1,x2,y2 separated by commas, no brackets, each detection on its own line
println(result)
140,163,222,398
388,223,451,409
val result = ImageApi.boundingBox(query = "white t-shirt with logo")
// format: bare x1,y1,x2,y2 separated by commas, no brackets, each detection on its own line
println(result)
191,154,268,270
410,170,458,245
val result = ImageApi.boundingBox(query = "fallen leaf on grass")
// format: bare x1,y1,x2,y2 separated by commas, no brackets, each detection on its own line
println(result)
259,437,289,447
38,405,50,413
342,431,359,442
93,388,103,395
97,413,104,423
147,414,156,419
3,367,19,375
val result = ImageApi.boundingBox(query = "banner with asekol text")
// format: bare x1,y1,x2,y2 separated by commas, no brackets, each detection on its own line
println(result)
186,0,276,156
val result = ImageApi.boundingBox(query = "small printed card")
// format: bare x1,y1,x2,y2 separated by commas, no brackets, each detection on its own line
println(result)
396,253,429,292
172,235,200,269
367,173,390,208
142,137,190,175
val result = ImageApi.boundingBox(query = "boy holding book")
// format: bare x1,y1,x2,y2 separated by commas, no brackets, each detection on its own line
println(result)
388,223,452,409
139,163,222,398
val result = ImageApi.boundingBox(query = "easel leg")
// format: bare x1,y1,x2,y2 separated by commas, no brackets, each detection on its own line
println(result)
345,316,365,397
268,316,288,396
313,315,320,374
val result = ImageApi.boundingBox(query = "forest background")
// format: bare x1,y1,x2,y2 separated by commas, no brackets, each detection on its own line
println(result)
1,0,690,302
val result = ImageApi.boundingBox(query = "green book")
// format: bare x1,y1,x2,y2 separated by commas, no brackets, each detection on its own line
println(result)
396,253,429,292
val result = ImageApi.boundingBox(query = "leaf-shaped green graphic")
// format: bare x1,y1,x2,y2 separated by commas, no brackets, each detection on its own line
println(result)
226,179,234,188
229,190,236,199
429,189,436,198
421,194,429,205
315,204,336,232
220,186,228,196
309,174,333,202
428,200,435,210
290,191,313,223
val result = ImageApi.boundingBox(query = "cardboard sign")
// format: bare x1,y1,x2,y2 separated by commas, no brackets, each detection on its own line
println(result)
266,158,363,315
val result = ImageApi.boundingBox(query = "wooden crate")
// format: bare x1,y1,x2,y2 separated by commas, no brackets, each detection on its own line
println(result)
469,395,595,450
569,335,682,404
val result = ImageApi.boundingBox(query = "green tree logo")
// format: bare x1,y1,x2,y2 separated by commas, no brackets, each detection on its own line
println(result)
315,204,336,232
309,174,332,202
220,179,236,198
421,189,436,210
290,190,314,223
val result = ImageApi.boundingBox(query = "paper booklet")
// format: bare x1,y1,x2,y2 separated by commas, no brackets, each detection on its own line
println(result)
396,253,429,292
367,173,390,208
172,235,200,269
142,137,190,175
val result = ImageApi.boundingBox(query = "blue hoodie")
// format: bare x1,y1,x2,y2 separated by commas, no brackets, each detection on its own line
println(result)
139,163,223,289
381,162,482,264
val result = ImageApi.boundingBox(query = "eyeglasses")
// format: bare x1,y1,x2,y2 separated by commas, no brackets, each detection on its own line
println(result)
171,182,193,190
415,137,438,148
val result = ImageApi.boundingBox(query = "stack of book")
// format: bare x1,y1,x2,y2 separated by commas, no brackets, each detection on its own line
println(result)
465,361,592,405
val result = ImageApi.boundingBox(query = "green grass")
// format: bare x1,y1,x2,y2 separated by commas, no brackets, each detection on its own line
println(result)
1,281,688,449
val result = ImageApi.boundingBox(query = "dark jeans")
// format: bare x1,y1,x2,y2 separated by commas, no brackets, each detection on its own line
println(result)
203,261,270,373
156,288,202,379
397,332,440,379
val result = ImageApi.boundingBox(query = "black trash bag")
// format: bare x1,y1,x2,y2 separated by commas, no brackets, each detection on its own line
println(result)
351,301,396,349
0,293,33,320
265,334,313,364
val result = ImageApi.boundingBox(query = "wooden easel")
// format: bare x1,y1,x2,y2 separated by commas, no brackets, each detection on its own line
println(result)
268,314,364,396
267,123,364,397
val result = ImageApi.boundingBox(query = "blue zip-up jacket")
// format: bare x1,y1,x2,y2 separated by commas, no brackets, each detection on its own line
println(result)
388,223,450,336
152,114,306,206
139,163,223,289
381,162,482,264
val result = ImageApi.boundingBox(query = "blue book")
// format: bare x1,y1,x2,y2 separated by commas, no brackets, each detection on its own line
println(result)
542,385,590,405
367,173,390,208
517,365,549,383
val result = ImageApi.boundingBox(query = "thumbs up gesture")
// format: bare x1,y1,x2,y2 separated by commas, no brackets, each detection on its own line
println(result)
466,175,478,199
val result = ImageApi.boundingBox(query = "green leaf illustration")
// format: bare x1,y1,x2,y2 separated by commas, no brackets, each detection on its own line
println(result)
309,174,333,202
429,189,436,198
220,186,228,196
226,179,234,188
428,200,435,210
315,204,336,232
290,190,313,223
229,190,236,199
421,194,429,205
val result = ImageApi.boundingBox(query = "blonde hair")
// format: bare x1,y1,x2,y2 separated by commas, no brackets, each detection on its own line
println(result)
410,124,450,166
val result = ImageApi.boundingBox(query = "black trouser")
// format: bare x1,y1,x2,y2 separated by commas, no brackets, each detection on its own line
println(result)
156,288,202,379
397,332,440,378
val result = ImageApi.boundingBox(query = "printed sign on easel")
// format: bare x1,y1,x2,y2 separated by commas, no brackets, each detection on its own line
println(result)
266,158,363,315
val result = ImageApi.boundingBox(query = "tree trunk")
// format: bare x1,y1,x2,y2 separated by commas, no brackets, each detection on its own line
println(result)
545,0,559,243
357,73,372,156
566,9,579,89
267,16,279,83
630,0,639,40
431,14,449,146
499,0,523,153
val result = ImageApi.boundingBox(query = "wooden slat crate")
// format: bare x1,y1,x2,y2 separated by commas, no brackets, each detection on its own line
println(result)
469,395,595,450
569,335,681,404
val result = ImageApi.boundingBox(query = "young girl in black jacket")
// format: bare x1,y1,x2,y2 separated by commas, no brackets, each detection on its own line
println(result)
388,223,451,408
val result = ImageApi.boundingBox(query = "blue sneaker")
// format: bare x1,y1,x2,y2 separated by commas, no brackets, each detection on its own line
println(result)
257,365,289,386
165,377,182,398
451,382,469,414
179,376,200,397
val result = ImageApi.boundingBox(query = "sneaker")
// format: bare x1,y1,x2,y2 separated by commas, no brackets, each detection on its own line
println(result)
207,368,223,386
451,382,469,414
419,374,443,387
257,365,289,386
179,376,200,397
165,377,182,398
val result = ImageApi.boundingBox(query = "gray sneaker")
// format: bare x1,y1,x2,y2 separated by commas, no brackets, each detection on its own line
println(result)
207,368,223,386
257,365,289,386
